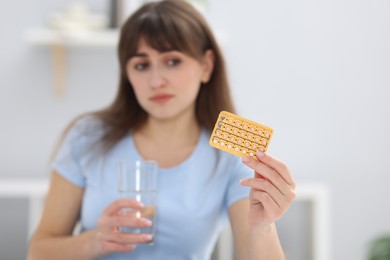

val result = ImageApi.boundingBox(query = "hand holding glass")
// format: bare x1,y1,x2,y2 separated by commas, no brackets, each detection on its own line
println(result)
117,160,158,244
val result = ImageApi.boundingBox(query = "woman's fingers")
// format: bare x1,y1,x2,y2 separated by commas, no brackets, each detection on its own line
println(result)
242,154,295,201
97,214,152,232
241,153,296,224
99,231,153,245
95,199,154,255
98,199,151,232
96,229,152,255
96,236,136,254
102,199,144,217
255,152,296,188
240,177,289,209
242,156,288,196
99,241,135,253
252,190,285,219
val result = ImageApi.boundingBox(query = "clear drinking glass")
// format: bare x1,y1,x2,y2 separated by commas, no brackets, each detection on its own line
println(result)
117,160,158,243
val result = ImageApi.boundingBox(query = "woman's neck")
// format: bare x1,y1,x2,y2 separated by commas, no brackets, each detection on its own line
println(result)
140,114,199,144
133,112,201,167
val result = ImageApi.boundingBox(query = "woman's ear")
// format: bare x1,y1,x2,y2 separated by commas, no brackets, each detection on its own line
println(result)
201,49,215,84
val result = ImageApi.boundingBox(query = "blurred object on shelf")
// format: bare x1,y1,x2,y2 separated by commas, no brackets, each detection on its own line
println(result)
107,0,146,28
108,0,121,28
119,0,145,25
47,2,108,33
36,2,109,97
108,0,209,28
51,43,66,97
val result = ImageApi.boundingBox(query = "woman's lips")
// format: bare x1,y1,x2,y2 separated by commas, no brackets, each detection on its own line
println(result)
149,94,174,104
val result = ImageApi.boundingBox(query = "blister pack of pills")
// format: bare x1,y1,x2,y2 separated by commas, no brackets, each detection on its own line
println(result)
209,111,273,158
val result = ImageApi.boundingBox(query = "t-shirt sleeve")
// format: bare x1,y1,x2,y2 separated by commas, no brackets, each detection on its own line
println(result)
51,121,87,187
225,156,252,207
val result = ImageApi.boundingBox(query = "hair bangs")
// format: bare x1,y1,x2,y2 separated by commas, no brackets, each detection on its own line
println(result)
135,8,204,59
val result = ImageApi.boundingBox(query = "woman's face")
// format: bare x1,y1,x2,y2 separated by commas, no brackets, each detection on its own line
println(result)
126,38,214,122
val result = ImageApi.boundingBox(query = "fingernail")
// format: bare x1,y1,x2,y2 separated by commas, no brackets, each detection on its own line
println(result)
144,234,153,240
143,219,152,226
256,151,265,157
240,178,249,184
242,157,250,163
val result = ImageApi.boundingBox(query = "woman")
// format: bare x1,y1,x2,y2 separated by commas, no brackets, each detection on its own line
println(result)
28,0,296,259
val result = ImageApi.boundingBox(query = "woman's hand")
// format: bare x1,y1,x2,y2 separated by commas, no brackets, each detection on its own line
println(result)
94,199,153,256
240,152,296,229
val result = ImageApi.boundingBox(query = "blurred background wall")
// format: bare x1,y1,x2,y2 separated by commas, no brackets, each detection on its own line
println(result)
0,0,389,259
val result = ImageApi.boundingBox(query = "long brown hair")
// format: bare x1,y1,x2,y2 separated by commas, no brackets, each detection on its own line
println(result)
59,0,235,154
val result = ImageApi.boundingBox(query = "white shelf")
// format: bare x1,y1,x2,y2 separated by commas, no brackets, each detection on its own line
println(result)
0,178,48,197
24,27,227,97
24,28,119,47
24,28,228,48
24,29,122,96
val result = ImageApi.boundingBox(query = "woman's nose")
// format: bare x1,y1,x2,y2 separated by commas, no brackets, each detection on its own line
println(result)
149,68,166,89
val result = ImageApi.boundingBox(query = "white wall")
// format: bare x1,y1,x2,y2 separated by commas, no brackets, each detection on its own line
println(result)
1,0,389,259
208,0,390,259
0,0,116,177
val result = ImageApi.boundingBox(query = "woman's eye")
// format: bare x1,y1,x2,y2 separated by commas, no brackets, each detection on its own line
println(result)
166,59,181,66
134,63,148,71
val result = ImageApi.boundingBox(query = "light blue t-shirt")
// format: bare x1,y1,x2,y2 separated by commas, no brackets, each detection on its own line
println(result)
53,117,251,260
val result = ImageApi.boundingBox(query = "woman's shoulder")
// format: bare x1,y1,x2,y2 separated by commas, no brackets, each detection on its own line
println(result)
71,114,104,131
66,115,105,136
60,115,108,149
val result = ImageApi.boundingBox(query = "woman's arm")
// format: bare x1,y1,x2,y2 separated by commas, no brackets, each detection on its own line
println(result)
230,152,296,260
27,171,99,260
229,199,284,260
